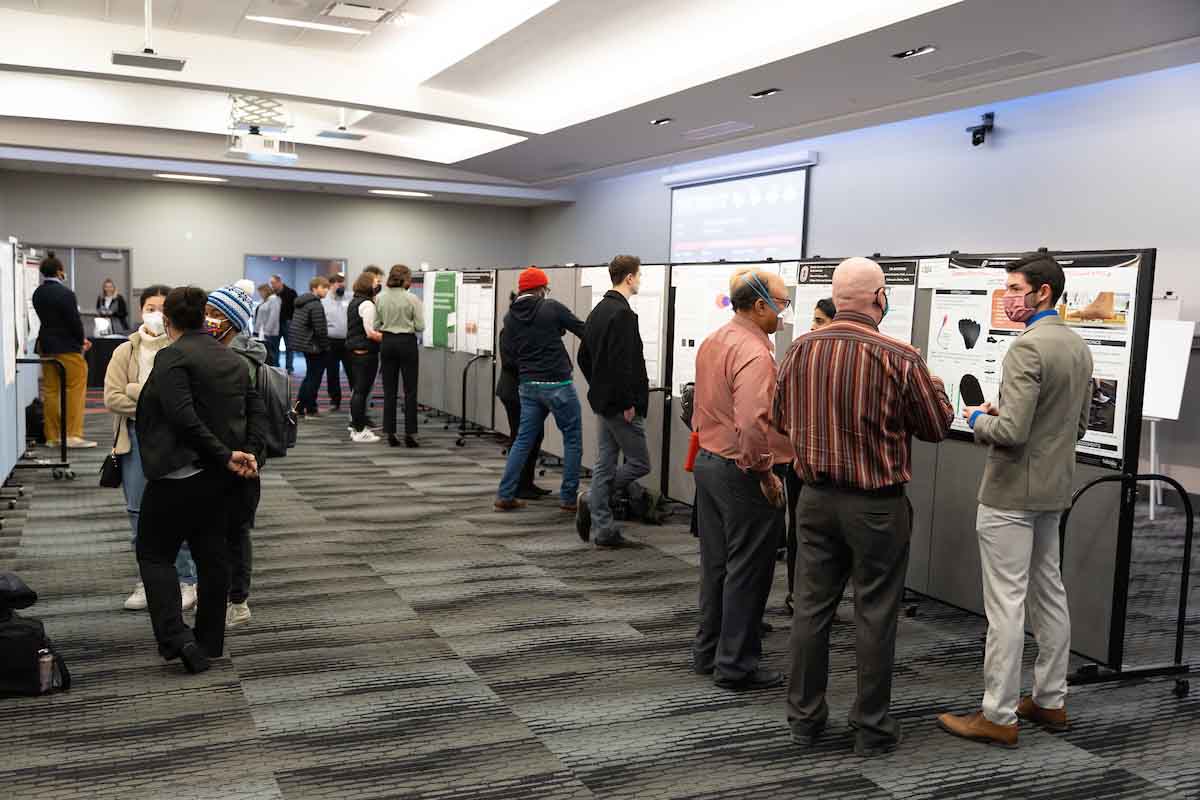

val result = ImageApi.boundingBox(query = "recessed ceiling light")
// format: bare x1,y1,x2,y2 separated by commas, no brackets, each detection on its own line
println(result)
244,15,371,34
650,117,673,126
369,189,433,197
892,44,937,60
749,88,781,99
154,173,228,183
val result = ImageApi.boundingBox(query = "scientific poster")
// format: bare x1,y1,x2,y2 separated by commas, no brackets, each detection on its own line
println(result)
920,253,1141,468
791,260,917,343
424,271,457,349
455,271,496,355
21,255,40,352
670,263,780,394
579,264,666,387
1,241,15,385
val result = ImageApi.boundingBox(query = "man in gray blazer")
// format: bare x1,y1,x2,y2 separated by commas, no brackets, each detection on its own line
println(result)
938,253,1093,748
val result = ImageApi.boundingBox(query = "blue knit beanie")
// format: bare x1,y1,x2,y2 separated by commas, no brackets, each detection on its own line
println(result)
206,284,254,333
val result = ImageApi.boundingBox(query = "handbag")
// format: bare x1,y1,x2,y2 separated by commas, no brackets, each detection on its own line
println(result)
98,428,122,488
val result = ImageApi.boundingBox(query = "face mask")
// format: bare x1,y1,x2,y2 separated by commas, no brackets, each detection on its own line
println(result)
142,311,164,336
778,305,795,326
204,316,231,340
336,287,345,297
1003,291,1038,323
876,287,890,320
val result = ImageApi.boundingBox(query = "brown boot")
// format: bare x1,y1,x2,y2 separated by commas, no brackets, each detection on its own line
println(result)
937,711,1018,748
493,498,527,511
1016,697,1069,731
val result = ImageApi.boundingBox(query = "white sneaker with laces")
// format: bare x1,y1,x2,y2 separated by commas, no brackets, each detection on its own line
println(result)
67,437,97,449
226,602,252,629
350,429,380,443
124,582,148,611
181,582,198,611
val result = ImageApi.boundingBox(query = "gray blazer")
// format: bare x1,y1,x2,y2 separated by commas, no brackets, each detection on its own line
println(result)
974,314,1094,511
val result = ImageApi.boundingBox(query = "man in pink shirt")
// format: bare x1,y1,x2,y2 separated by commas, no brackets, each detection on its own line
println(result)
691,268,792,691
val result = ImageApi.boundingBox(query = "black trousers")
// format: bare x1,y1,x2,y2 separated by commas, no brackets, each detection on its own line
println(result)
787,483,911,749
349,350,379,432
280,322,294,372
380,332,419,436
779,464,802,599
692,450,783,682
500,389,543,491
298,351,327,413
325,338,351,407
263,335,280,368
229,478,259,605
137,470,231,660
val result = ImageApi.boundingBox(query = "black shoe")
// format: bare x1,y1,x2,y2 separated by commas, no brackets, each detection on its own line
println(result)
714,668,783,692
575,491,591,542
404,436,419,448
854,726,903,758
531,485,552,497
516,487,545,500
776,546,787,562
329,403,341,413
791,721,827,748
179,642,210,674
388,434,402,447
692,663,714,676
594,531,628,548
784,595,794,616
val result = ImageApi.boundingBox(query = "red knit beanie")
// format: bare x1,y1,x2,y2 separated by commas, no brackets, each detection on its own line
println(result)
518,266,549,293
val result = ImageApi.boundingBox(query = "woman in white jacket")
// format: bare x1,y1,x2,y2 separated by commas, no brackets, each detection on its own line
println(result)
103,284,199,612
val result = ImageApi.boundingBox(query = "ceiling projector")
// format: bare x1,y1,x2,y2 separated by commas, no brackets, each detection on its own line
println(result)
227,127,298,165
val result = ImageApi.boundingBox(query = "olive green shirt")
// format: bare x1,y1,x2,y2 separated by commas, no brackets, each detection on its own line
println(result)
374,287,425,334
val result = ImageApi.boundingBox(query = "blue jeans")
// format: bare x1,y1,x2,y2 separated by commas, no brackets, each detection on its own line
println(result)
120,421,196,584
587,413,651,537
498,383,582,504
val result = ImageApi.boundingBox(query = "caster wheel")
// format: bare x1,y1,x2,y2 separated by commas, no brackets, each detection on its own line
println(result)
65,470,76,481
1174,679,1190,698
539,469,546,477
455,439,465,447
443,424,450,431
51,468,64,480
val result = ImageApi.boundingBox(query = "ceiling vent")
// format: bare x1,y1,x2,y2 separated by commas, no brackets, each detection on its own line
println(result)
322,2,392,22
682,121,755,142
915,51,1046,83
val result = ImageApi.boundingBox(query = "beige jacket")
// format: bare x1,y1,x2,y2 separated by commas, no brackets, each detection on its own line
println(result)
103,329,170,455
974,314,1094,511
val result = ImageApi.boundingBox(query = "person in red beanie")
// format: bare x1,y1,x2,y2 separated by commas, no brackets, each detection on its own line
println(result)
494,267,586,512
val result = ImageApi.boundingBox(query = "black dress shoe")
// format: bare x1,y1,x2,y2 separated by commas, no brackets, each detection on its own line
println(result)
714,668,783,692
791,721,827,748
516,487,544,500
404,436,419,448
179,642,210,674
388,434,402,447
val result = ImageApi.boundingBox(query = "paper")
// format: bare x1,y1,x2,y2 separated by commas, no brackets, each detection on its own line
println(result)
455,271,496,355
1142,319,1194,421
424,271,457,349
1,241,15,386
791,260,917,343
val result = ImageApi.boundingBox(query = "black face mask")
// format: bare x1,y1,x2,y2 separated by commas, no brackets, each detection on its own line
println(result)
335,287,345,297
373,285,382,296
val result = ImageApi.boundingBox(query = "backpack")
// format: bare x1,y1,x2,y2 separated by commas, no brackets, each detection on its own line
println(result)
679,382,696,431
255,361,297,458
0,573,70,697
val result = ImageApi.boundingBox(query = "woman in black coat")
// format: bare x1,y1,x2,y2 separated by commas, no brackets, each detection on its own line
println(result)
97,278,129,333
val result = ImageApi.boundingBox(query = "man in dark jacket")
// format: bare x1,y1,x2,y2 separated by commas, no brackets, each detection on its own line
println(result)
576,255,651,547
494,267,586,512
270,274,299,373
31,252,96,448
289,276,331,417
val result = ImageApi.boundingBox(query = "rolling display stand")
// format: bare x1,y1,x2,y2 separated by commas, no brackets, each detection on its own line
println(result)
455,352,498,447
12,358,73,481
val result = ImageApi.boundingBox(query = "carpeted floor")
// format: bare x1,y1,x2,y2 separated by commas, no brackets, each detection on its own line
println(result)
1,406,1198,800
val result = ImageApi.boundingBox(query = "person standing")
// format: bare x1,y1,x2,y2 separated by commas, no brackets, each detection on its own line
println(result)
270,274,298,374
135,286,265,674
290,276,331,418
494,267,586,512
31,252,96,449
937,254,1093,748
347,270,384,442
322,273,352,413
104,284,198,612
375,265,424,448
691,268,792,691
96,278,130,333
254,284,282,367
775,257,952,756
496,292,549,499
575,255,651,548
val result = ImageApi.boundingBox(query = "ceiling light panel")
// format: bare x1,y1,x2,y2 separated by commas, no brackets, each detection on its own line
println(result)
322,3,393,22
154,173,228,182
369,189,433,197
244,15,372,34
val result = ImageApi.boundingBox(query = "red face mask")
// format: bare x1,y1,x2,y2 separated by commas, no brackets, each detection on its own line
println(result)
1002,291,1037,323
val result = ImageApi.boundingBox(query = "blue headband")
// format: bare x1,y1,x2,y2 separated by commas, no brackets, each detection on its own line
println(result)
741,272,781,314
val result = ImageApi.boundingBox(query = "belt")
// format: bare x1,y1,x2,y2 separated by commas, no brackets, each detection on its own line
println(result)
808,479,906,498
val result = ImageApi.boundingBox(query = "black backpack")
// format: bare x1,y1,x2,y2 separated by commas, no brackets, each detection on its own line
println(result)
679,382,696,431
253,360,297,459
0,573,70,697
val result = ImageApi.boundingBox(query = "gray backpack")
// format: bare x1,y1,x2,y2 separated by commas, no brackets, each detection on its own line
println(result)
254,361,297,458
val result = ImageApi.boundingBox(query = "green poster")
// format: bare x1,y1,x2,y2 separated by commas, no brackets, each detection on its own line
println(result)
432,272,457,348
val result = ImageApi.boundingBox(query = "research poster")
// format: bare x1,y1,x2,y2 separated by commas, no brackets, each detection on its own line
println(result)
21,254,40,352
670,262,781,394
920,253,1141,468
455,271,496,355
579,264,666,387
791,260,917,343
424,271,457,349
1,241,15,386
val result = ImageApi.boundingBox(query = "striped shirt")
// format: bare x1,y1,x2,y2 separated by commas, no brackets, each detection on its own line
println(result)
774,311,952,490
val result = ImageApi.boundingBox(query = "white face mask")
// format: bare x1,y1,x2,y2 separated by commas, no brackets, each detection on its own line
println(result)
778,305,795,327
142,311,165,336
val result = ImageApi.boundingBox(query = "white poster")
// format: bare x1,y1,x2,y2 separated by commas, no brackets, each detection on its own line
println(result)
455,271,496,355
791,260,917,344
670,263,781,394
579,264,667,388
923,254,1141,468
1,241,15,386
21,256,40,352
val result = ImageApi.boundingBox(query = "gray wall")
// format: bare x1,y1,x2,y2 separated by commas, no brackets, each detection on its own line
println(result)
526,62,1200,491
0,171,531,291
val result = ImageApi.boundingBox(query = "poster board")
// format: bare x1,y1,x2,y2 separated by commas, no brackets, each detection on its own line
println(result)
1142,319,1195,420
1,241,14,386
579,264,667,388
422,271,457,349
20,252,40,352
455,270,496,355
919,252,1144,469
790,259,918,344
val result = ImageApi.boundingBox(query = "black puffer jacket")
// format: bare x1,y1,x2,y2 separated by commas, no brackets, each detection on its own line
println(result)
288,293,329,354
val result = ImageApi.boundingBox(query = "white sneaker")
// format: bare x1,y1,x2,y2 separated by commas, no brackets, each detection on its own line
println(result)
350,429,381,443
66,437,97,449
226,602,251,629
181,583,198,611
124,582,148,611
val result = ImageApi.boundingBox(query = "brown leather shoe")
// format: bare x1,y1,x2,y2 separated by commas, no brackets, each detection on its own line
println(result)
1016,697,1069,731
559,503,578,513
493,498,527,511
937,711,1018,748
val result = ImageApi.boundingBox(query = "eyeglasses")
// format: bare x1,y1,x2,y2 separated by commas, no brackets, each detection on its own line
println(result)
771,295,793,310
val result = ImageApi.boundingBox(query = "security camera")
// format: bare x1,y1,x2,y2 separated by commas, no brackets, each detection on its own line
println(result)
966,112,994,147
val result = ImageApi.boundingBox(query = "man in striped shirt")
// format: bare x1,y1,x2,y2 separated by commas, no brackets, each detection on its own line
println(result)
774,257,952,756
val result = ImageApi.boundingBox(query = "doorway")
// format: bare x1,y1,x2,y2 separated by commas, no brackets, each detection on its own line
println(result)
245,254,348,376
26,244,133,334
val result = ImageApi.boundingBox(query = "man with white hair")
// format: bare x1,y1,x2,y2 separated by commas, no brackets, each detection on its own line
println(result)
775,257,952,756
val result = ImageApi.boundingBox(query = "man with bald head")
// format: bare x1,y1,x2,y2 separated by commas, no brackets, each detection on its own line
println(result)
691,268,794,691
775,257,952,756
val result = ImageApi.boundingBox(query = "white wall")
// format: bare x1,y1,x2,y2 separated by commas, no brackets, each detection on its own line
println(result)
0,172,531,289
528,62,1200,491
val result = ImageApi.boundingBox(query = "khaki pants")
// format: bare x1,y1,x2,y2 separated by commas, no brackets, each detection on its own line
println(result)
41,352,87,443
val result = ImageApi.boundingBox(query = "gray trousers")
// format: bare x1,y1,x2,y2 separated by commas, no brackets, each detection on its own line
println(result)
787,483,911,748
587,413,650,537
692,450,783,682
